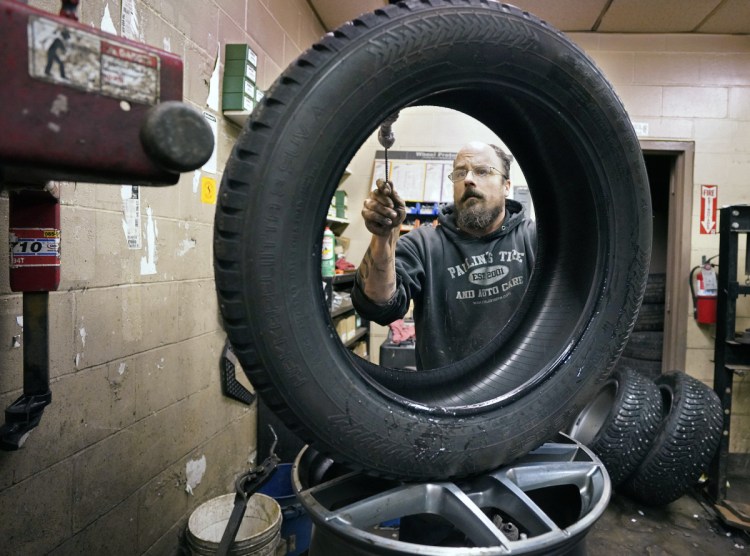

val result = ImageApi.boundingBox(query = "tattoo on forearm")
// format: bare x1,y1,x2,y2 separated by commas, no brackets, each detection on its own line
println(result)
360,250,374,280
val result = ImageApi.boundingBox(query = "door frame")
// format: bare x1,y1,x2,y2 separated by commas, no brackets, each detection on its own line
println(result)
640,140,694,371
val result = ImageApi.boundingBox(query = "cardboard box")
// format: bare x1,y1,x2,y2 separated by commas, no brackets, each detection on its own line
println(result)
353,341,368,358
335,318,347,342
335,235,350,255
225,44,258,65
222,92,253,111
346,315,357,341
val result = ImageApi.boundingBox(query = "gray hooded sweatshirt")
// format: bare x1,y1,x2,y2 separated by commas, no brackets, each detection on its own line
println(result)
352,199,536,370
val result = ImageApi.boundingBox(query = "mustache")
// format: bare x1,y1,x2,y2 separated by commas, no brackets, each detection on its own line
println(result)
461,190,484,202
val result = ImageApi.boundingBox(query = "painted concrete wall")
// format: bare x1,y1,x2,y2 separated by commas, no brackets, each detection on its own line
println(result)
0,0,324,553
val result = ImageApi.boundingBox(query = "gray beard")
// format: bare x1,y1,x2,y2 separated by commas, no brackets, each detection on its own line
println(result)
456,203,502,232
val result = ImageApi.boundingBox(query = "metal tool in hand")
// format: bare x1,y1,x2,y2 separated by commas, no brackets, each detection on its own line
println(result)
378,112,399,182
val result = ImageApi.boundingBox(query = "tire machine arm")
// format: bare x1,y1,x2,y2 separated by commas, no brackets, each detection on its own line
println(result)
0,0,214,449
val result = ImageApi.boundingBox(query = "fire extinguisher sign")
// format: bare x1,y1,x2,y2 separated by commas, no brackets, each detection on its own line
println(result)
700,184,718,234
9,228,61,268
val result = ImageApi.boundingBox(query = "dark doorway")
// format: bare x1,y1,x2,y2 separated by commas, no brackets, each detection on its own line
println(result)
644,154,672,275
640,141,695,372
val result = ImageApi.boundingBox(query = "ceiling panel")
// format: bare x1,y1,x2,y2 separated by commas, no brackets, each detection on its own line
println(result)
597,0,722,33
308,0,750,35
695,0,750,34
506,0,608,32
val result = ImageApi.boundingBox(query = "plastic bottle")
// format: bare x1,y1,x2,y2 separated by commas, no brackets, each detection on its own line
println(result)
321,227,336,277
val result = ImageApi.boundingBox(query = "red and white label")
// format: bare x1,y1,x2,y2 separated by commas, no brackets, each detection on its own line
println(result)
700,184,718,235
28,16,160,105
9,228,61,268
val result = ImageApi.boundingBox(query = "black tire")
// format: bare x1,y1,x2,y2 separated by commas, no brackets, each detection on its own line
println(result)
644,273,666,304
616,356,663,381
618,371,723,506
633,303,665,332
568,368,663,486
214,0,651,479
622,331,664,361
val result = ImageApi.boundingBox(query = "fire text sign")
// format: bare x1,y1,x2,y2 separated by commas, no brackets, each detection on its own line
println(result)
700,184,718,235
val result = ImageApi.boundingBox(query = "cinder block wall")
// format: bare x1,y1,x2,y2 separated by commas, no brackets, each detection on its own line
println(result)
0,0,324,553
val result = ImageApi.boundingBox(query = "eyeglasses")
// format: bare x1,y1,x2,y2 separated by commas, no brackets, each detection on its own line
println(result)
447,165,505,182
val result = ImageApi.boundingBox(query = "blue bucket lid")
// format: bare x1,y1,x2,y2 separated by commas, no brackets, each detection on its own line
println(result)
258,463,296,502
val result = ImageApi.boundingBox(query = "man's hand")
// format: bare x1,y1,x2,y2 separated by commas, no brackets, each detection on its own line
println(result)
362,179,406,237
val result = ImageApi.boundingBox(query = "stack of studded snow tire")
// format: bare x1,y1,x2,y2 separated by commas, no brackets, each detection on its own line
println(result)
568,367,724,506
614,274,666,380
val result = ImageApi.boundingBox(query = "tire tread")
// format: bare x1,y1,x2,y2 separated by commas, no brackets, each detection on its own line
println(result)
618,371,723,506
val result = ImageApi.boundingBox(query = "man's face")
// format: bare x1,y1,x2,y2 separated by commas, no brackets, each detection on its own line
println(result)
452,145,510,233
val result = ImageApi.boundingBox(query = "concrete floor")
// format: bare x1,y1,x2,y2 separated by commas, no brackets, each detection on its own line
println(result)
588,484,750,555
588,493,746,555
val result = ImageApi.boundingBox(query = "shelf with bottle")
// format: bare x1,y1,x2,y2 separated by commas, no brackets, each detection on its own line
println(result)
321,226,336,278
323,273,370,356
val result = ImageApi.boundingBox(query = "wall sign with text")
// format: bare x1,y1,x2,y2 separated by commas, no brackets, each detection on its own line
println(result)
700,184,718,235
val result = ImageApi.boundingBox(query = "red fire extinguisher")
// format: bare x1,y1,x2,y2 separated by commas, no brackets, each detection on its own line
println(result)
691,261,717,325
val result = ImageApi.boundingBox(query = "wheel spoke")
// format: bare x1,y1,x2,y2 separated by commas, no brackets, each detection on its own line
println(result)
320,482,511,547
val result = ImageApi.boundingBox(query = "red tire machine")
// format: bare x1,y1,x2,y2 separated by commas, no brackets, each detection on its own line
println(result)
0,0,214,449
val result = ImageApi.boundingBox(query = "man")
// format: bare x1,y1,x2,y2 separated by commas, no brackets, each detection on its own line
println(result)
351,141,536,370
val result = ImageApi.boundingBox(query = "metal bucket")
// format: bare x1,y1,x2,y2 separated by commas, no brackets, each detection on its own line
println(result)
292,433,611,555
186,493,282,555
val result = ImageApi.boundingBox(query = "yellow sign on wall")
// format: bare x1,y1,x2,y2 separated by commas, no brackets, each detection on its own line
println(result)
201,176,217,204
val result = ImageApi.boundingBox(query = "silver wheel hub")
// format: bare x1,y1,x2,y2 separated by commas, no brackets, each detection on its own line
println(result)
292,433,611,555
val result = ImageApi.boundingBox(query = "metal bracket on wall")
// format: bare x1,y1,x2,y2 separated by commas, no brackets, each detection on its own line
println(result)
220,339,256,406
